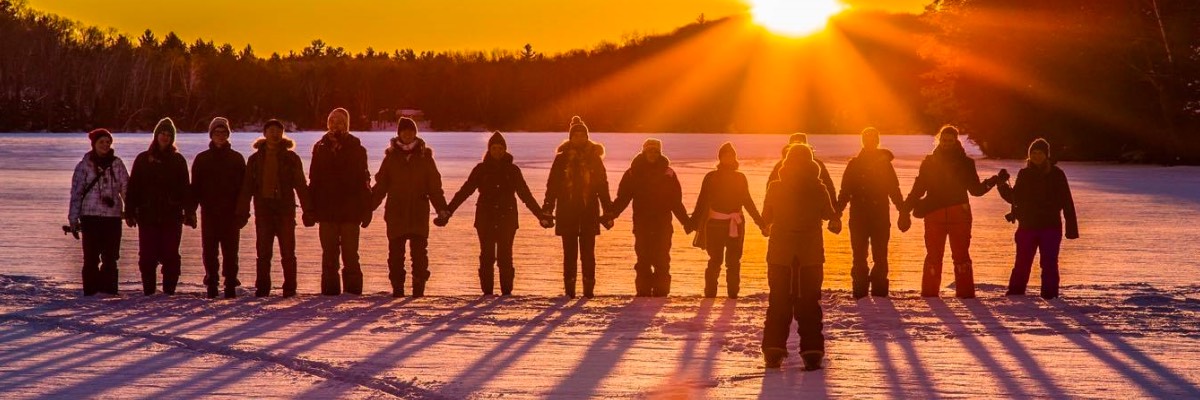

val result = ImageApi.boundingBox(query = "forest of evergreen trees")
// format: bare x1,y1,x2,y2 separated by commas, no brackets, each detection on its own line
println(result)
0,0,1197,162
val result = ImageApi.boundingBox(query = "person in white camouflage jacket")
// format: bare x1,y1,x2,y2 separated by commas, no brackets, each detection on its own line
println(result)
68,128,129,296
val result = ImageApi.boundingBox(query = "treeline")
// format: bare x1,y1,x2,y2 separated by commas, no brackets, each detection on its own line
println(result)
1,0,1198,163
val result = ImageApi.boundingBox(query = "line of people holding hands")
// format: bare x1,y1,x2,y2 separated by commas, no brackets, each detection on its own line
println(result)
68,108,1077,370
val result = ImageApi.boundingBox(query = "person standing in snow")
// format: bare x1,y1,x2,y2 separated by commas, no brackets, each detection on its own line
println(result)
236,119,311,298
606,138,692,297
997,138,1078,299
835,127,905,299
767,133,841,235
68,128,129,296
370,117,449,298
902,125,1008,299
541,116,613,299
125,117,195,295
189,117,246,299
761,144,837,371
690,142,764,298
308,108,372,295
444,131,544,296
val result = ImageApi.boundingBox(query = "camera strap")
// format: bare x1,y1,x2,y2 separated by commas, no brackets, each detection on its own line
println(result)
79,168,106,202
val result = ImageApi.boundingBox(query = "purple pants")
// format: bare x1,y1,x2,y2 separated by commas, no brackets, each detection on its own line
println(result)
1008,228,1062,299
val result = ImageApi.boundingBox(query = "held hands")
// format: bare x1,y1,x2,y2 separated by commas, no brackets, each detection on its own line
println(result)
302,213,317,227
125,216,138,228
827,218,842,235
760,223,771,238
600,213,616,230
433,211,451,227
184,213,198,229
897,212,912,233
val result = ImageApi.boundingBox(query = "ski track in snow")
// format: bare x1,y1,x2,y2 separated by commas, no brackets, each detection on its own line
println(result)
1,275,1198,399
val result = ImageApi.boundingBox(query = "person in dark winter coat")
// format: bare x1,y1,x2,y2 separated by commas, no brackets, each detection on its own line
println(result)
68,129,129,296
189,117,246,299
607,138,691,297
126,117,194,295
237,120,311,297
369,117,448,298
690,142,764,298
768,133,841,234
308,108,372,295
760,143,836,371
836,127,904,299
445,131,544,296
997,138,1078,299
542,116,613,298
902,125,1008,299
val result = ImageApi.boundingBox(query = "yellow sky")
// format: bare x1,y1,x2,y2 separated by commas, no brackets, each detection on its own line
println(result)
29,0,929,55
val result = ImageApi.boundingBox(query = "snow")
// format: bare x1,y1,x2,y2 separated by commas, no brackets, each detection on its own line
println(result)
1,132,1199,398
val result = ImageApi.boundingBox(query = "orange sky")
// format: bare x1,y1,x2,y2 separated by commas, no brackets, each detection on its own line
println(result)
29,0,929,55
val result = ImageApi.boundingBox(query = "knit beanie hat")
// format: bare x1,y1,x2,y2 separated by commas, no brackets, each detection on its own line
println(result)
569,116,589,138
208,117,231,135
789,133,808,144
642,138,662,152
154,117,177,137
88,128,113,145
488,131,507,149
263,119,285,132
1028,138,1050,155
397,117,418,134
718,142,736,158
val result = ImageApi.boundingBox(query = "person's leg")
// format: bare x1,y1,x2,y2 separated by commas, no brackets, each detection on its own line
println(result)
868,222,891,297
1007,228,1038,296
653,231,673,297
922,210,950,297
478,229,497,295
80,216,102,295
138,222,160,295
220,221,241,292
947,207,975,298
633,232,653,297
561,236,578,298
200,218,220,294
340,223,363,294
580,235,597,298
794,263,826,357
762,261,794,367
725,231,745,298
160,222,184,295
849,220,870,299
410,235,431,297
97,217,122,294
255,216,276,296
703,221,727,298
497,229,517,295
387,233,410,297
318,222,342,295
278,217,298,297
1038,229,1063,299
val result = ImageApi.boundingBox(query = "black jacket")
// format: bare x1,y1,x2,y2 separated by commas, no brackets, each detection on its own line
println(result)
770,157,836,211
237,137,310,219
447,152,541,233
610,154,689,234
126,148,191,225
190,142,246,221
906,147,993,216
543,140,612,237
309,131,371,224
837,148,904,224
998,162,1078,237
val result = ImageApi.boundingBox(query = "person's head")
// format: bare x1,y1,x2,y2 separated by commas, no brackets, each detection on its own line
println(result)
263,119,285,145
860,127,880,149
327,108,350,134
152,117,177,151
1028,138,1050,166
209,117,231,147
568,116,589,147
89,128,113,155
935,125,961,148
781,132,809,156
718,142,737,167
642,138,663,163
487,131,507,160
397,117,418,144
781,144,818,180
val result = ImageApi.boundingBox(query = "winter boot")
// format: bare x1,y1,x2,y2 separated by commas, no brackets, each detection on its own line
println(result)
763,347,788,369
564,278,577,298
162,275,178,295
412,278,426,298
703,268,719,298
801,350,824,371
954,261,975,299
282,289,297,298
141,270,157,296
224,287,237,299
207,286,219,299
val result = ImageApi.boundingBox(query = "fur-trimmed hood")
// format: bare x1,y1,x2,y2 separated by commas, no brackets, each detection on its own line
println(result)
252,136,296,150
385,136,434,158
630,152,671,170
557,140,605,158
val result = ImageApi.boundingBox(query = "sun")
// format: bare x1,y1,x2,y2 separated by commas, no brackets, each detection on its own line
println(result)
749,0,847,37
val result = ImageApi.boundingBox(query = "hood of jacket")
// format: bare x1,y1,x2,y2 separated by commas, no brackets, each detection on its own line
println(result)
251,136,296,150
385,136,433,158
557,140,605,159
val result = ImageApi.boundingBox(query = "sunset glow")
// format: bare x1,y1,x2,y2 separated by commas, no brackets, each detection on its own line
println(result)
749,0,846,37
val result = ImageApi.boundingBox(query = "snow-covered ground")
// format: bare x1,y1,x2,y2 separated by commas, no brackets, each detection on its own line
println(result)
1,132,1198,398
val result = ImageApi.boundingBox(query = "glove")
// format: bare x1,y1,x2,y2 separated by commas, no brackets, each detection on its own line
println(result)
760,224,771,238
538,218,555,229
237,215,250,229
828,218,842,235
70,221,81,232
897,213,911,233
684,220,695,235
433,216,449,227
184,213,198,229
361,212,373,229
1065,227,1079,240
302,213,316,227
125,216,138,228
600,215,615,230
997,168,1010,182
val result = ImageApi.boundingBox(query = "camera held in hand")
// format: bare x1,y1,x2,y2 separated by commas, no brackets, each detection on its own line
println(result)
62,224,81,240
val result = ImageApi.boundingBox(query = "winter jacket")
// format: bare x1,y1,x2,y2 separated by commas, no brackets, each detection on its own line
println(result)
997,162,1078,237
763,165,836,266
190,142,246,221
690,164,764,248
69,152,129,223
237,137,310,219
837,148,904,224
769,157,837,210
309,131,371,224
610,154,690,234
126,147,191,225
905,146,993,216
543,140,613,237
370,137,447,238
447,152,541,233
